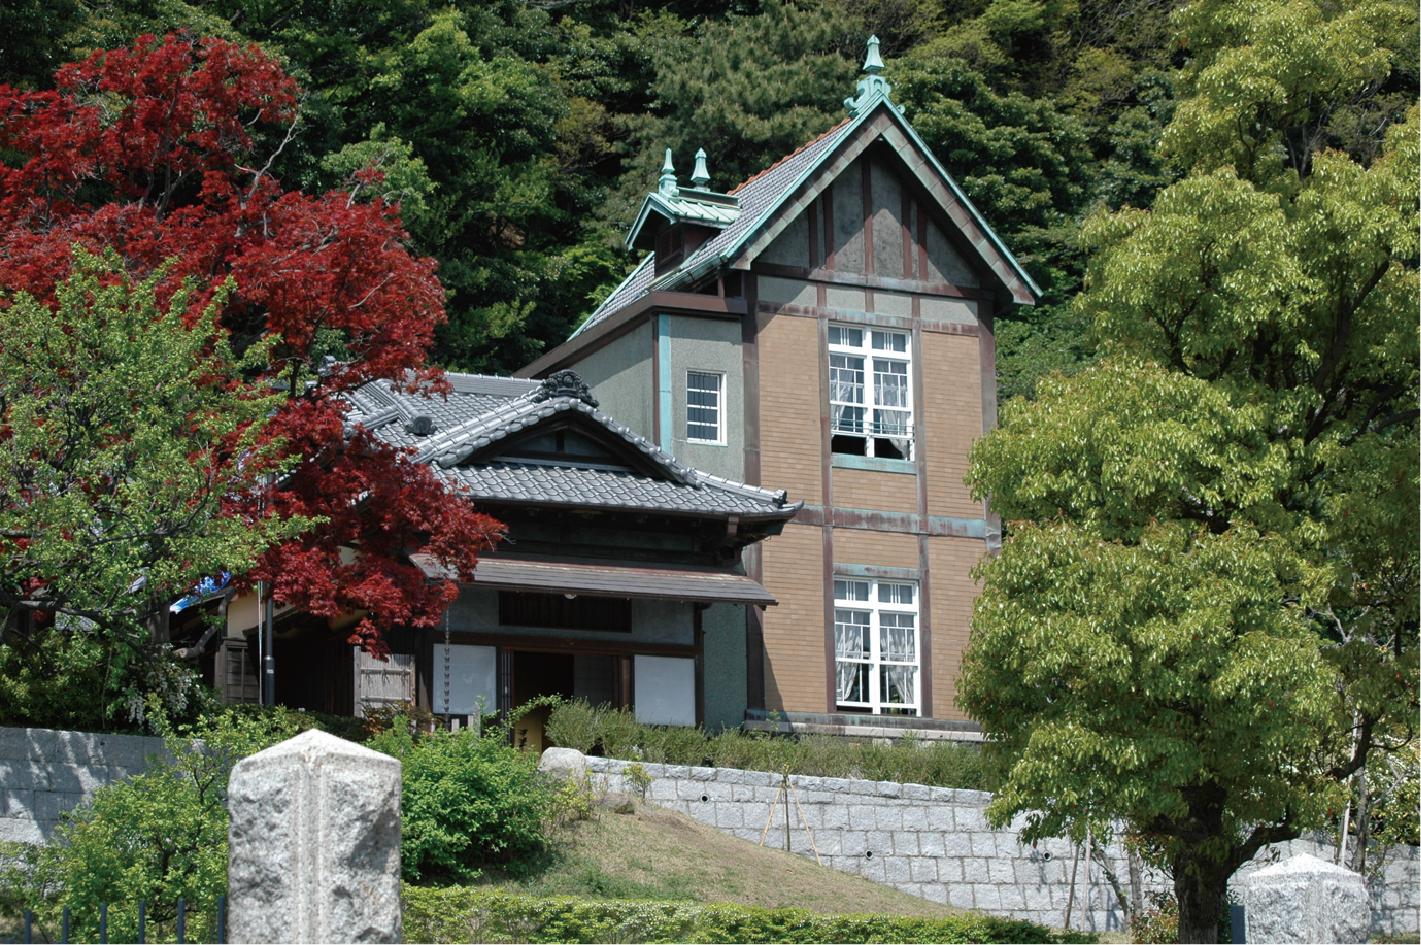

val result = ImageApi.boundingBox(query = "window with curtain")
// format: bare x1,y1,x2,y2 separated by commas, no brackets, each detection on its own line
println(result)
832,576,920,716
828,325,913,460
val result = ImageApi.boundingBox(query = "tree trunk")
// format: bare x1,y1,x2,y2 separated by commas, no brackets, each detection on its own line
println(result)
1351,765,1370,875
1174,860,1227,944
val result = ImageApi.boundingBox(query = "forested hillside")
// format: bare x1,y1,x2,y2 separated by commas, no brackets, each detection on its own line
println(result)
3,0,1414,394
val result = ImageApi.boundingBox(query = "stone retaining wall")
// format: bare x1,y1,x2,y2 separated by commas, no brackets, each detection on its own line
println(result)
0,727,169,845
583,754,1420,936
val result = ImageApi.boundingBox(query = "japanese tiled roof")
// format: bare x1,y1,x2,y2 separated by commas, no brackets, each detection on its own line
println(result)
345,372,796,520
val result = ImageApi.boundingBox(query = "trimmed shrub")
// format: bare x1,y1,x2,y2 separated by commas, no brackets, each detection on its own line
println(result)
369,722,556,882
402,887,1095,944
545,701,998,791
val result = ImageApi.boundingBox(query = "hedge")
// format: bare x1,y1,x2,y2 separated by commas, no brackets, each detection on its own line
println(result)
402,887,1095,944
543,700,1001,792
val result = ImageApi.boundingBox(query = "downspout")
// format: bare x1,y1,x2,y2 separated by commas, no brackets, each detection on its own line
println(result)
656,312,673,450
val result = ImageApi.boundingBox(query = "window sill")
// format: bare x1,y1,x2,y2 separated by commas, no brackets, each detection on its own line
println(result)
831,454,916,475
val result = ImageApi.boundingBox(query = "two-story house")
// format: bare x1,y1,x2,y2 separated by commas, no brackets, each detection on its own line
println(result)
518,37,1039,736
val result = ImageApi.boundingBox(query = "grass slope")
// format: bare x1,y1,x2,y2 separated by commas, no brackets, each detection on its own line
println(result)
478,804,956,917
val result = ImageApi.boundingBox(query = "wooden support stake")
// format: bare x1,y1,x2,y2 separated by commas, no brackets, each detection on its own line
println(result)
787,778,823,866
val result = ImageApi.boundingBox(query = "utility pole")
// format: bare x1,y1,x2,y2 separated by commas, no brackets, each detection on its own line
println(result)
262,585,275,706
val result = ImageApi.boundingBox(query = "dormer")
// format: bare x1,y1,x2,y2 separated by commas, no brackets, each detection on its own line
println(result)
627,148,742,276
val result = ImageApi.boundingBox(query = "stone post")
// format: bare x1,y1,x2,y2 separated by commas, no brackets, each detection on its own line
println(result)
227,730,402,944
1240,852,1370,944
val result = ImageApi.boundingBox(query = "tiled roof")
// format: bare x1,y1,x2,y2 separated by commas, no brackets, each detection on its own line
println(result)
437,461,789,517
570,253,655,338
345,372,796,519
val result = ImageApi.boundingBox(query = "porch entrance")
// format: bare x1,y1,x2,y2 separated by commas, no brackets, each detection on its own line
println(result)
509,650,624,752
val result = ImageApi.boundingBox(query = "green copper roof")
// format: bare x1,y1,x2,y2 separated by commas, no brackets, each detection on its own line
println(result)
625,148,742,251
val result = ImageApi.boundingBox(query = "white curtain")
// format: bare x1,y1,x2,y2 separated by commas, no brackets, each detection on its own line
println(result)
830,355,865,435
882,623,915,662
881,665,916,706
835,616,869,703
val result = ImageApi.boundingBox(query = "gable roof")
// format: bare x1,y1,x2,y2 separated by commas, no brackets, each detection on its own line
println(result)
566,96,1040,343
346,372,797,521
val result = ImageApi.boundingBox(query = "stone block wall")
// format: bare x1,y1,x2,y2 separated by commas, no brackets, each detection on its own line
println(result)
583,754,1420,937
0,727,169,845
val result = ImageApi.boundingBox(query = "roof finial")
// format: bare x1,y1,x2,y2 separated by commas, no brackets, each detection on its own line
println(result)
659,148,678,197
845,34,894,116
690,148,710,187
863,34,884,74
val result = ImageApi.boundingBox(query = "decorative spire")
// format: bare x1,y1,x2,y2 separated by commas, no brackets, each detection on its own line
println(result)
863,34,884,74
658,148,678,197
691,148,710,188
845,34,894,116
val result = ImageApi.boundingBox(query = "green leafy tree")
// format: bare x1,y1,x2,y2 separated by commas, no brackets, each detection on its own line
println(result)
961,1,1417,940
0,250,304,726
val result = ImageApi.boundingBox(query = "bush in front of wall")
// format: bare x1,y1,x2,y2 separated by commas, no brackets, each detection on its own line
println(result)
401,886,1095,944
0,703,325,943
369,719,556,882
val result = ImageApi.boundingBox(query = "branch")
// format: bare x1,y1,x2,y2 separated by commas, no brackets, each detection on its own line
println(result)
1225,815,1301,876
1327,714,1376,782
243,107,302,204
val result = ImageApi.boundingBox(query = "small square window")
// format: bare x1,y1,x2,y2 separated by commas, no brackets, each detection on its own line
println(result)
686,370,724,444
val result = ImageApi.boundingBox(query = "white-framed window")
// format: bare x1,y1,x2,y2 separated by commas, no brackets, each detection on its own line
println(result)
833,576,919,715
828,324,913,460
685,370,725,444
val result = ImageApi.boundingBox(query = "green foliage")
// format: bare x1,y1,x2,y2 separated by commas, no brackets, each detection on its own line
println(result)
1130,892,1181,945
624,763,653,803
0,622,215,733
0,250,306,729
0,704,328,943
1368,742,1421,852
614,1,856,218
964,2,1418,936
401,887,1092,944
544,701,997,791
1166,0,1418,177
368,720,556,882
543,697,600,753
3,0,1411,394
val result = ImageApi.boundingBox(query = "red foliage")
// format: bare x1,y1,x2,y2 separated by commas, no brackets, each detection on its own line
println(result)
0,34,502,656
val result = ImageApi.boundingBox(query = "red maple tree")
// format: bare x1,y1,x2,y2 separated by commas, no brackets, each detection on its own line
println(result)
0,34,503,655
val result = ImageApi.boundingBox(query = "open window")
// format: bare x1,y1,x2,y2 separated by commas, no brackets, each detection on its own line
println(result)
828,325,913,460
